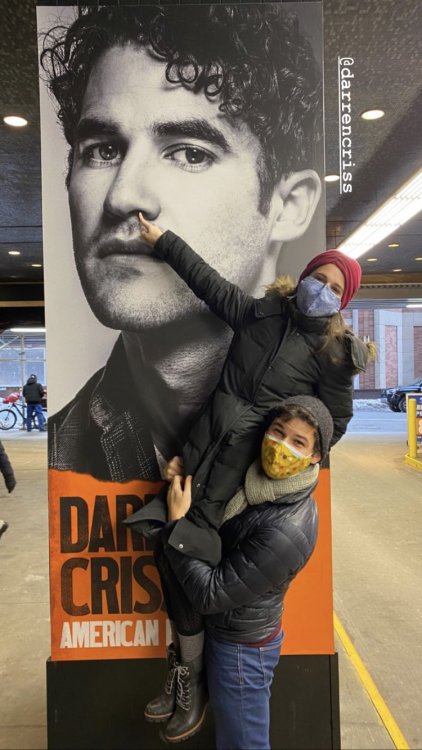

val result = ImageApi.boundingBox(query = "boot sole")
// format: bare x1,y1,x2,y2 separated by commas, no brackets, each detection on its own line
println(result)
144,710,173,723
160,703,208,744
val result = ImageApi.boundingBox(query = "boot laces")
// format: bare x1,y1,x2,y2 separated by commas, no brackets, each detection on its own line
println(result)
175,665,191,711
164,662,178,696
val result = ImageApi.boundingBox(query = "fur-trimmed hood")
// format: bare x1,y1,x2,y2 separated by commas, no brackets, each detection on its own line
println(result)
265,274,297,299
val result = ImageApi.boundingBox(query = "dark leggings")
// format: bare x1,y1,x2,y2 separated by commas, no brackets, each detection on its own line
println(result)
154,529,203,637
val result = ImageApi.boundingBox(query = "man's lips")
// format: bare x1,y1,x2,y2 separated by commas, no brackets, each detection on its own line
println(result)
98,238,158,259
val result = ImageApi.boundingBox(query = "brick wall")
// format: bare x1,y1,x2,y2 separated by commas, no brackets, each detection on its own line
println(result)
385,325,398,387
358,310,375,388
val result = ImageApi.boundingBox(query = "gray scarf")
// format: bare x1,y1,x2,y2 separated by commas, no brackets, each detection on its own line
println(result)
222,460,319,523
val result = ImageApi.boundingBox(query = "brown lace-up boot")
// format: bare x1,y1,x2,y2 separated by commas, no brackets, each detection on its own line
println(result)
161,654,208,743
144,643,180,723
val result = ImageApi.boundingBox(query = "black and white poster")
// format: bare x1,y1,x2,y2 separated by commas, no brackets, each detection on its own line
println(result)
37,3,326,660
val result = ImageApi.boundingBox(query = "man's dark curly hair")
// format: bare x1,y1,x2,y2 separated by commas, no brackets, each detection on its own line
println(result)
266,403,321,455
40,4,322,213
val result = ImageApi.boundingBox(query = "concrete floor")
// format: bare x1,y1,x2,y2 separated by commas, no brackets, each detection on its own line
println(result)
0,422,420,749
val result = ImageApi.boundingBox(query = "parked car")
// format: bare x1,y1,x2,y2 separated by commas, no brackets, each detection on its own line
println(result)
380,379,422,412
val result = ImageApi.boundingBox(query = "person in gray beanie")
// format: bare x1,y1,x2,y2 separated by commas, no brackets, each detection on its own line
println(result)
132,395,333,747
278,394,334,462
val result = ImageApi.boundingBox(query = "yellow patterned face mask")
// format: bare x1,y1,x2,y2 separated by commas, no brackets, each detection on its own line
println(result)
261,433,313,479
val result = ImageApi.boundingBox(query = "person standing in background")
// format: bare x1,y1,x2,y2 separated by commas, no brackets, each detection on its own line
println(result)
0,440,16,540
22,374,46,432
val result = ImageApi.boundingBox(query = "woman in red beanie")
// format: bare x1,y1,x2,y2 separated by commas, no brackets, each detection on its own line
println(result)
126,218,376,742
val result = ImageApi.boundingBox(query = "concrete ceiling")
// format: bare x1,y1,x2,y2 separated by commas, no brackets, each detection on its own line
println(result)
0,0,421,328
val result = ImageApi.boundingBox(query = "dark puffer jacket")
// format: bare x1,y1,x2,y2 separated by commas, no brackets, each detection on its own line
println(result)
0,440,16,493
144,232,368,559
23,377,44,404
163,483,318,643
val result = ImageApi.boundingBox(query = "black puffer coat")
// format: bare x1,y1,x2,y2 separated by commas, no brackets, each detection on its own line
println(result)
151,232,367,557
127,231,368,564
0,440,16,493
23,377,44,404
163,483,318,643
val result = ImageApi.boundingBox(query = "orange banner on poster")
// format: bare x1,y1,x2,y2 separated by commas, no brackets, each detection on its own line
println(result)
49,467,334,661
49,470,166,661
282,468,334,655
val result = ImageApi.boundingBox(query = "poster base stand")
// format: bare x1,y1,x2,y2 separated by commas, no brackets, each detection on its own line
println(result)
46,652,340,749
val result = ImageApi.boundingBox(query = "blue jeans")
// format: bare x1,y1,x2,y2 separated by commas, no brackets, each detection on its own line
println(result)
205,630,284,750
26,403,45,431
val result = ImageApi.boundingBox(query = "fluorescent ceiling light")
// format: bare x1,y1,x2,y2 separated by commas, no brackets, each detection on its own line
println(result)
415,257,422,261
325,174,340,182
361,109,385,120
31,263,42,268
367,258,378,262
8,250,20,255
9,327,46,333
337,167,422,259
406,304,422,308
392,268,402,272
388,243,399,247
3,115,28,127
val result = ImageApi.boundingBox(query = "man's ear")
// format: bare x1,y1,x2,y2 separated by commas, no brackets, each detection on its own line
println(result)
268,169,322,243
310,452,321,465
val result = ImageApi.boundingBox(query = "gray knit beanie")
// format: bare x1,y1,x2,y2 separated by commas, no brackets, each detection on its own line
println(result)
273,396,334,460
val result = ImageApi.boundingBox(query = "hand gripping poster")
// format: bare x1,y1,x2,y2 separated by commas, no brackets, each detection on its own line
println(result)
37,3,330,661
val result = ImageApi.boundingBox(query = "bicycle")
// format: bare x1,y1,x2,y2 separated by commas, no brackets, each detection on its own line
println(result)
0,394,26,430
0,393,46,431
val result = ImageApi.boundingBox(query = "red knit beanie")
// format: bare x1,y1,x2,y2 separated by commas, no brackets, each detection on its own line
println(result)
298,250,362,309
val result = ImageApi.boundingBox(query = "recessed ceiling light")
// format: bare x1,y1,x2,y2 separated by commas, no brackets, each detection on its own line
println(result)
367,258,378,262
392,268,402,272
388,243,399,248
3,115,28,127
8,250,21,255
325,174,340,183
31,263,42,268
361,109,385,120
337,166,422,259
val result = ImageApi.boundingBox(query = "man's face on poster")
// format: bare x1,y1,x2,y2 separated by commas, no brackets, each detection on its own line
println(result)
68,45,320,331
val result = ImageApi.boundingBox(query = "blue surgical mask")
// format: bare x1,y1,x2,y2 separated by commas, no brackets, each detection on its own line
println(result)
296,276,341,317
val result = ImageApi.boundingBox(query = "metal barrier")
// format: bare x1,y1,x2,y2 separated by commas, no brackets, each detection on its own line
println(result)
404,395,422,470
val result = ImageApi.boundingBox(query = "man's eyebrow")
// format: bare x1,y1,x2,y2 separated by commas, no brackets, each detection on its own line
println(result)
152,119,232,153
75,117,121,141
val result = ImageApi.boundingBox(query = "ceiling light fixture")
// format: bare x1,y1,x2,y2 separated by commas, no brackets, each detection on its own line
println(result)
415,257,422,261
325,174,340,182
9,327,46,333
8,250,21,255
388,243,399,248
337,167,422,259
392,269,402,272
31,263,42,268
361,109,385,120
3,115,28,127
367,258,378,262
406,304,422,308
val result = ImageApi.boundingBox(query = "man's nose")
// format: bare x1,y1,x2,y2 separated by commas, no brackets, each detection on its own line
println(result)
103,153,161,220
